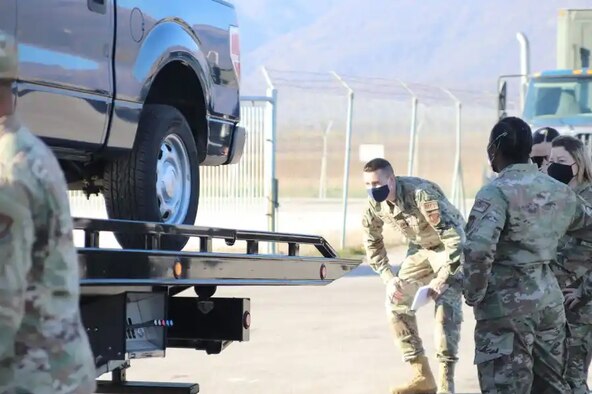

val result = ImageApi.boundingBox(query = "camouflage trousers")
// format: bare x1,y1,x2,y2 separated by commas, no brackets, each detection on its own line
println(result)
564,305,592,394
474,302,570,394
385,247,463,363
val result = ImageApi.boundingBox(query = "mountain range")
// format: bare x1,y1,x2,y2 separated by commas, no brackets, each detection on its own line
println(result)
236,0,592,94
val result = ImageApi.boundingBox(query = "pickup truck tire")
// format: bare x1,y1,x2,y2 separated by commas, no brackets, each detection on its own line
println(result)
104,104,200,251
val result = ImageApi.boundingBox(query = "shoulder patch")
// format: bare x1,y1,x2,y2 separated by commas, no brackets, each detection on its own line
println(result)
472,200,491,214
0,213,13,239
422,200,439,212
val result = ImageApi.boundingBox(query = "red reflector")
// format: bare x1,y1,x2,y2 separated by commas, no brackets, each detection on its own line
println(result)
231,34,240,52
320,264,327,280
243,311,251,329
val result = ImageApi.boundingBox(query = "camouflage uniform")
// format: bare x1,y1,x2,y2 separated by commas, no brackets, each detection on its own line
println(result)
362,176,465,394
552,182,592,394
464,163,592,394
0,29,96,394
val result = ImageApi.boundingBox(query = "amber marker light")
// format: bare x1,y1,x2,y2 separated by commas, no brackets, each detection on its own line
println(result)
173,261,183,279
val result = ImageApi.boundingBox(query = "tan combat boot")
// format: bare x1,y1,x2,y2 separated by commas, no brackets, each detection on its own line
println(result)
437,362,455,394
391,355,437,394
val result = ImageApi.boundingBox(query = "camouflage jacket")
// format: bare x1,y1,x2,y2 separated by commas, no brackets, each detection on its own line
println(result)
463,163,592,321
0,116,96,393
552,182,592,289
578,260,592,306
362,176,466,284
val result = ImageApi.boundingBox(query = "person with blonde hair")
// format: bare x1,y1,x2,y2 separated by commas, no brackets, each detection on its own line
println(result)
546,136,592,187
546,135,592,393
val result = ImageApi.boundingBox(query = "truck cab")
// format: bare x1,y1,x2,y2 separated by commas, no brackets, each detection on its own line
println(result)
523,69,592,147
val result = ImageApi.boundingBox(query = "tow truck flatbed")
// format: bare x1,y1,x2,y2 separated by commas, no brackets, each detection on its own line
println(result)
74,218,362,393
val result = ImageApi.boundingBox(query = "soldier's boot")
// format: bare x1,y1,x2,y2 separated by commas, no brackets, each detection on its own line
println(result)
390,355,437,394
436,362,455,394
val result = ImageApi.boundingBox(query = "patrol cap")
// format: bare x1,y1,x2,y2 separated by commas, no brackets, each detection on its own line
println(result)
0,30,17,82
532,127,559,144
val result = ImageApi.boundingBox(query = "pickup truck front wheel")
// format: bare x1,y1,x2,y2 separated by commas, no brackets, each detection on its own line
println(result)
104,104,200,251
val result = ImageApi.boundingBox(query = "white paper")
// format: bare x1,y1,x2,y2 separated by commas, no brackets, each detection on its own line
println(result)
410,285,432,311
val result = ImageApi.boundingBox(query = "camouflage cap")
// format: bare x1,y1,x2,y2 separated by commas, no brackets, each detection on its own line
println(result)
0,30,17,81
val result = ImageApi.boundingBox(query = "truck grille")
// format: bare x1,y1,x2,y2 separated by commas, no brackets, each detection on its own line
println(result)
576,133,592,154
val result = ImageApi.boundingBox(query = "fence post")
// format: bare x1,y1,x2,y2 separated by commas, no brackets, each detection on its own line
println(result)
319,120,333,199
407,97,419,176
442,88,466,217
398,81,419,176
262,67,278,253
331,71,354,251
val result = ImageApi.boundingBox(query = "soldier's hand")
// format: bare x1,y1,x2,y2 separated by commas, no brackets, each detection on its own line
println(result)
563,287,582,310
428,278,448,301
386,277,404,302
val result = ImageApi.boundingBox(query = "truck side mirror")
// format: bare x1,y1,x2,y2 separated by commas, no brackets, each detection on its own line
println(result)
498,80,507,120
580,47,590,68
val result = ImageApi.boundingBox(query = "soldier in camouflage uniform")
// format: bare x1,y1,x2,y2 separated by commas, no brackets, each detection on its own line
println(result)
464,116,592,393
545,135,592,393
529,127,559,170
362,158,465,394
0,30,96,393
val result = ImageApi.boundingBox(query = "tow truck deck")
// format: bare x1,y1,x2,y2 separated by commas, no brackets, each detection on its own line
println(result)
75,218,361,393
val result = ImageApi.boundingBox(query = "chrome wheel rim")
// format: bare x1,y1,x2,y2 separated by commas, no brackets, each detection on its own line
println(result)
156,133,191,224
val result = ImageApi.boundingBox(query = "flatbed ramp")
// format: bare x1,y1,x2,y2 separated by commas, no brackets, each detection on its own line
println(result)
73,218,362,393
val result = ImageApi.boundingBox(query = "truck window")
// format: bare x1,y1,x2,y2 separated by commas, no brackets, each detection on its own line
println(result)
524,77,592,123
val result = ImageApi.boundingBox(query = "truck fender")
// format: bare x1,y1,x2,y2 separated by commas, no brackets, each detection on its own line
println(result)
132,20,212,111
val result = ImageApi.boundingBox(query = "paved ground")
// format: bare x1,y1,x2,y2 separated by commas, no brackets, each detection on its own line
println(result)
99,249,592,393
99,247,484,394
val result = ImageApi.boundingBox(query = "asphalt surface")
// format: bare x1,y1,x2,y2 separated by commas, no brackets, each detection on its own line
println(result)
99,248,592,393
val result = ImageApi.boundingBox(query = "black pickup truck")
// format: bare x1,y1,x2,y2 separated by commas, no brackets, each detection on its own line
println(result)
1,0,245,250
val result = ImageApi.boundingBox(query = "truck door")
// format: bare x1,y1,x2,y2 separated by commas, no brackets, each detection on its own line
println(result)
16,0,114,152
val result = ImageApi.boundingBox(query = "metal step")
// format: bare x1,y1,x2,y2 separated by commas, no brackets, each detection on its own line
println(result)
96,380,199,394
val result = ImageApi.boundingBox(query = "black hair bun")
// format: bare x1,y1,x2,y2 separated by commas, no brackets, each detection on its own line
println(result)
492,117,533,160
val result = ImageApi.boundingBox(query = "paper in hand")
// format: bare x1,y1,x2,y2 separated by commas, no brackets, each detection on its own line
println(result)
410,285,432,311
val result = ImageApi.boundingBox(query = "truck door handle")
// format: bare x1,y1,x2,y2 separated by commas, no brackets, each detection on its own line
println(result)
88,0,106,14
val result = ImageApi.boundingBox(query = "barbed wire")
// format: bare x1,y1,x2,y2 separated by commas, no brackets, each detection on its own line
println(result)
265,67,513,107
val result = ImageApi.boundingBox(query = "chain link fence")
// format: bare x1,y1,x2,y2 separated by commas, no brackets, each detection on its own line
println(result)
266,68,508,201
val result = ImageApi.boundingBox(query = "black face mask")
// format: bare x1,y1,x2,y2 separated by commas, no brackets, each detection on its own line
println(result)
368,184,390,203
531,156,546,169
547,163,575,185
